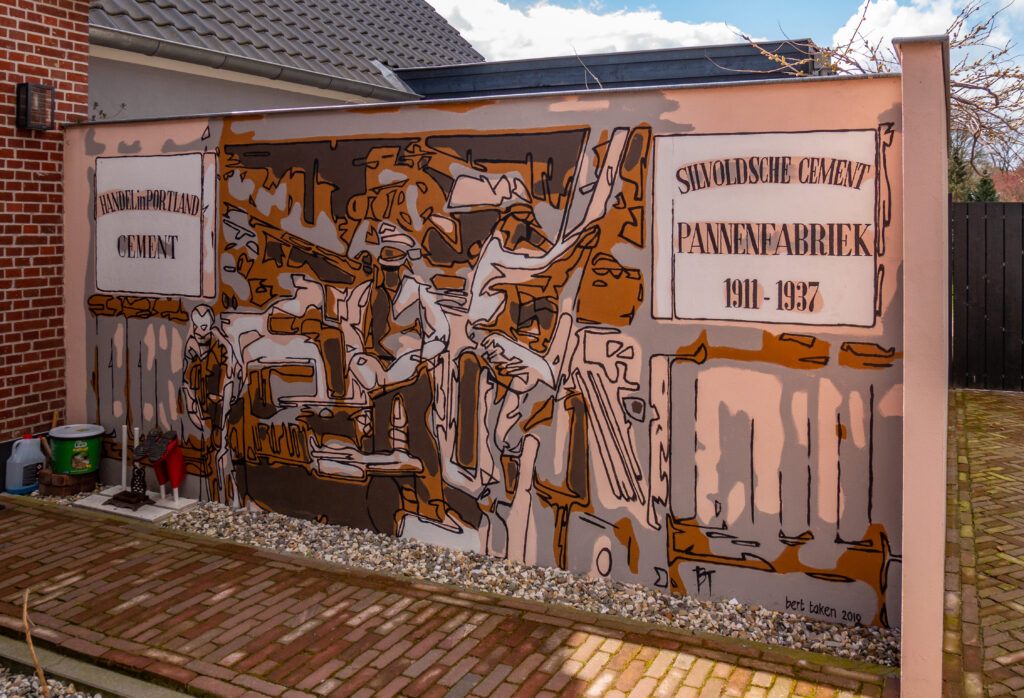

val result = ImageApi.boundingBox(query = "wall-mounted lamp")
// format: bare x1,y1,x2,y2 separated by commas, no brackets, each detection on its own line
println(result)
16,83,55,130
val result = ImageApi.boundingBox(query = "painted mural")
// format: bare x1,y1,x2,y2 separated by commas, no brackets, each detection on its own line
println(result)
73,80,905,629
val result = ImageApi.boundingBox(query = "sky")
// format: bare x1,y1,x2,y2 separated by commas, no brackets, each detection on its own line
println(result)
426,0,1024,63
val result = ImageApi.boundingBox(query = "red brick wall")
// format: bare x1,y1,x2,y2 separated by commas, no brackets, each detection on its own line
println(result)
0,0,89,439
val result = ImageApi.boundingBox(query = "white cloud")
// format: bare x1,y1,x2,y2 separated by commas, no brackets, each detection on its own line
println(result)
1001,0,1024,22
833,0,1012,56
833,0,954,49
427,0,746,61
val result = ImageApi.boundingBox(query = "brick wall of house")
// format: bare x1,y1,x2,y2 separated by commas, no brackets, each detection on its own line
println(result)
0,1,90,440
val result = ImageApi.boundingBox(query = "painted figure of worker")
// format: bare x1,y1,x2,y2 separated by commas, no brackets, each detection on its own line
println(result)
335,148,459,531
181,304,239,505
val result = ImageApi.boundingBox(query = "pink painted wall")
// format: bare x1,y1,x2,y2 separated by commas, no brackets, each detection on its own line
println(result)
62,43,948,672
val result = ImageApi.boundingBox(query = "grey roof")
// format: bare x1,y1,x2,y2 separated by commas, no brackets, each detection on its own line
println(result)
397,40,827,100
90,0,484,98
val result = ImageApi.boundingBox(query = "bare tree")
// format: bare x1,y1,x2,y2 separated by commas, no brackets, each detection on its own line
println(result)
743,1,1024,173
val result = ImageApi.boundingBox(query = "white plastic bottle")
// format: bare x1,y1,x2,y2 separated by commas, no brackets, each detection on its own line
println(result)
6,436,46,494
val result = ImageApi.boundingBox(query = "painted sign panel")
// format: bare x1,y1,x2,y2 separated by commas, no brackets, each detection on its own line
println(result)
95,154,205,296
653,130,880,326
69,77,906,631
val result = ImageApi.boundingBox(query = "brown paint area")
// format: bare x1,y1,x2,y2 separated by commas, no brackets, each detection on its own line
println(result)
666,516,895,626
672,331,904,373
575,126,650,326
613,517,640,574
88,294,189,322
533,392,591,570
420,99,499,113
675,330,831,369
839,342,902,369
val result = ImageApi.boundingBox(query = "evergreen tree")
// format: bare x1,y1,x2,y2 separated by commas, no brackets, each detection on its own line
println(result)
970,175,999,202
949,149,974,201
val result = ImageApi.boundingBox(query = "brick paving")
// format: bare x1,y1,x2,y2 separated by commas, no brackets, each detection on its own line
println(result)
0,498,898,697
944,390,1024,697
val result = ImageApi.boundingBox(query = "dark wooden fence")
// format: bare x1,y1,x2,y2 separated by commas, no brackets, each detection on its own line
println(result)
950,201,1024,390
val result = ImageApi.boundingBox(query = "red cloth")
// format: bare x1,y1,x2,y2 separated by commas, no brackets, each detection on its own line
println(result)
152,440,186,489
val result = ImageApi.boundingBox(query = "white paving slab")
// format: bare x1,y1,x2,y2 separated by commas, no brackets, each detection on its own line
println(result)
73,491,176,523
96,485,198,511
153,492,197,512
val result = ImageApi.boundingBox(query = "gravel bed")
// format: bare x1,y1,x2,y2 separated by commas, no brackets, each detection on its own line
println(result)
0,665,99,697
161,501,900,667
28,491,93,506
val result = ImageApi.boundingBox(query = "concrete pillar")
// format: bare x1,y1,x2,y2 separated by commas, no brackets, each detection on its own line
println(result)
896,36,950,697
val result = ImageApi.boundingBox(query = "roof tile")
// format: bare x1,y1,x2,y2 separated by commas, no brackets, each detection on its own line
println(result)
90,0,484,92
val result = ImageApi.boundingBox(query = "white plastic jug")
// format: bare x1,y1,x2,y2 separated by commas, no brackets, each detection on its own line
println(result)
6,435,45,494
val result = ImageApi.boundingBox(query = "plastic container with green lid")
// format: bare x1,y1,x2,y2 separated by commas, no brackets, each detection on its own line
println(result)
48,424,104,474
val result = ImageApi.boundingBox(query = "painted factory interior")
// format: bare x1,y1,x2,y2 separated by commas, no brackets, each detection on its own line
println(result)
65,72,910,630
